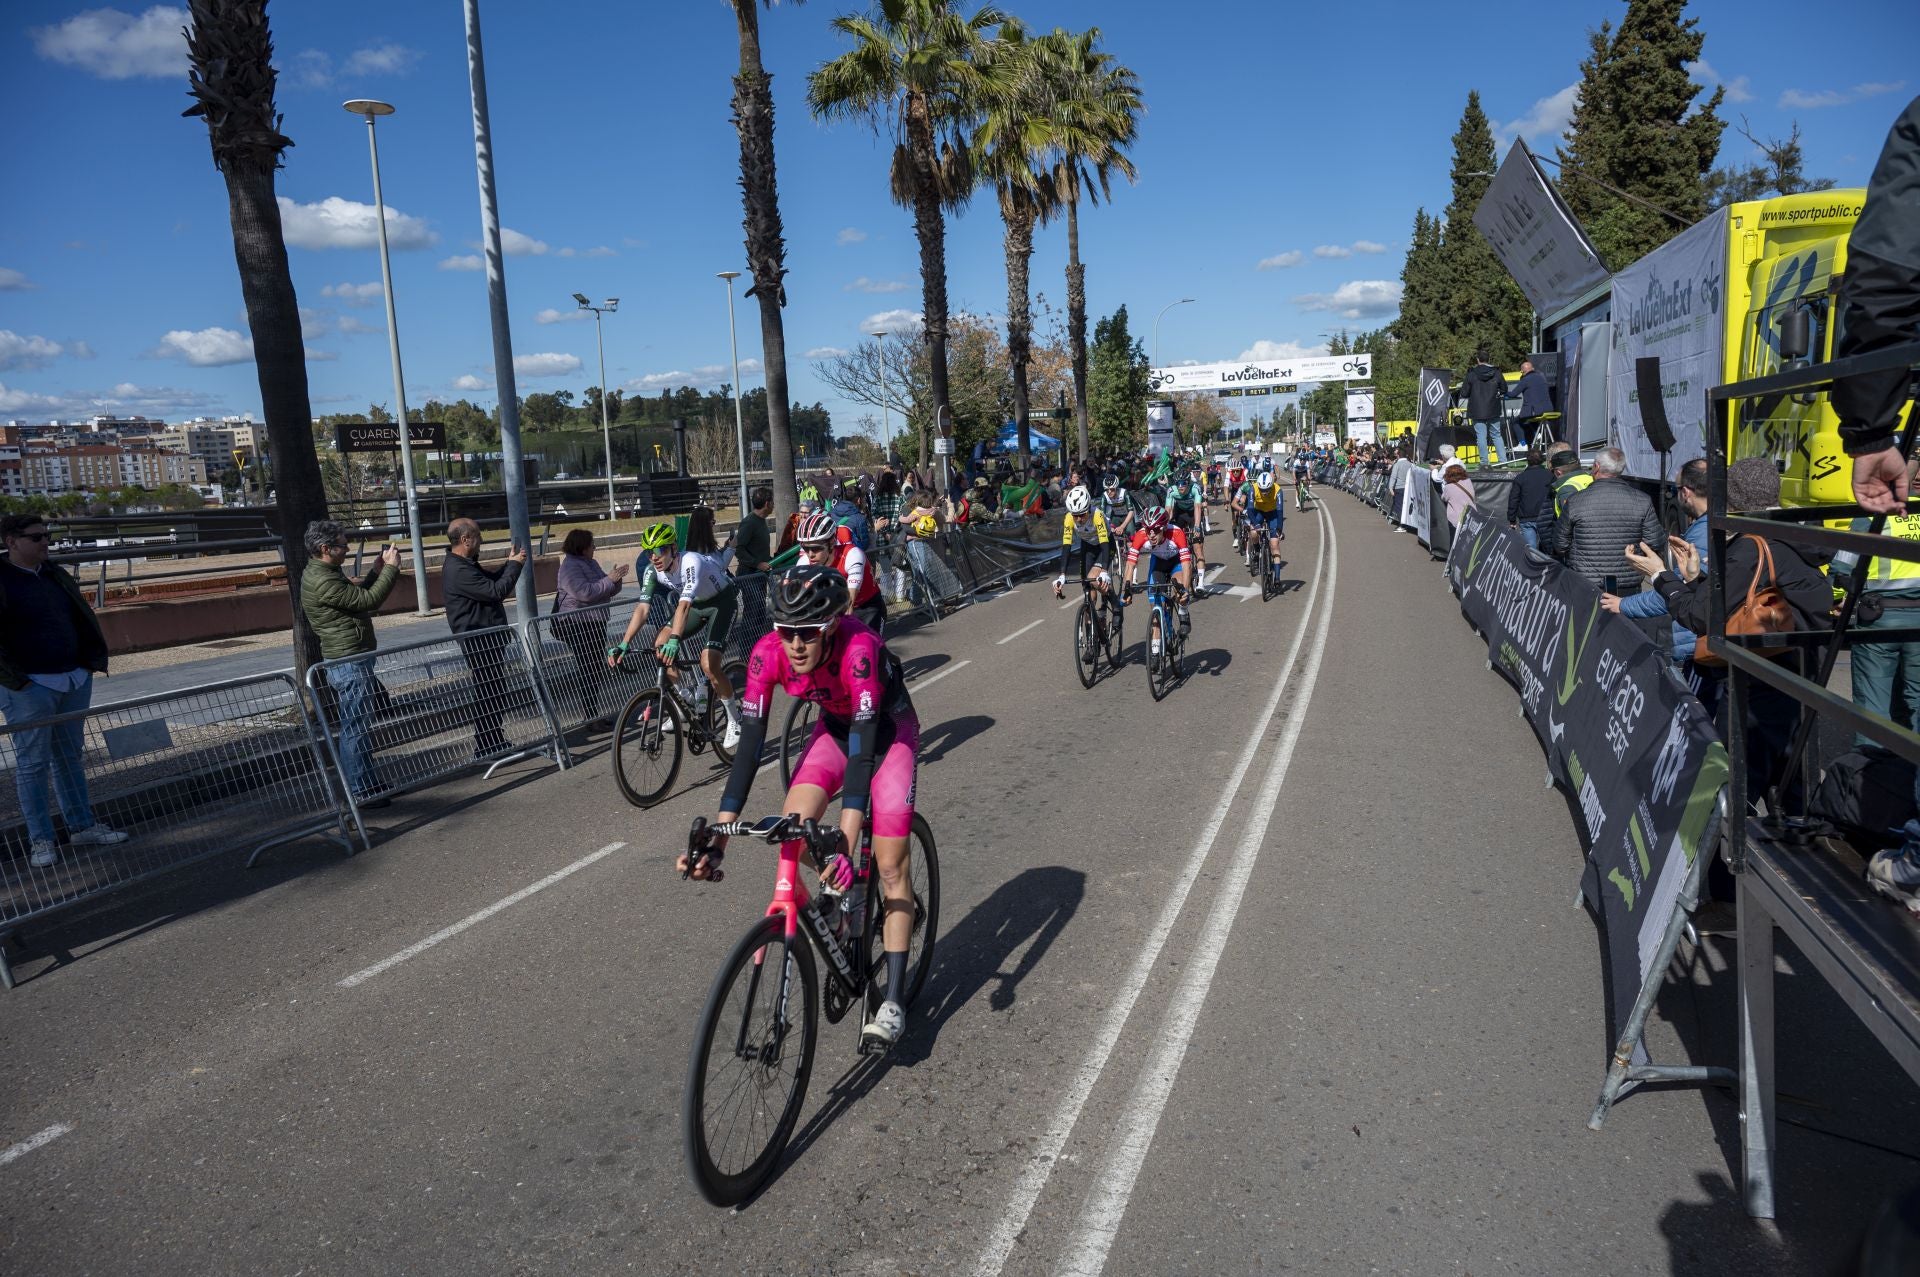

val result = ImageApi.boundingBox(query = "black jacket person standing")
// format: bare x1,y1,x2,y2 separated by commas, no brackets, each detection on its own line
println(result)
442,519,527,759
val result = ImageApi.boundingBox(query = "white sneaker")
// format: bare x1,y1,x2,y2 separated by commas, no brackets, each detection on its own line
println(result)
69,823,129,847
722,716,742,752
29,839,58,868
863,999,906,1049
1867,848,1920,915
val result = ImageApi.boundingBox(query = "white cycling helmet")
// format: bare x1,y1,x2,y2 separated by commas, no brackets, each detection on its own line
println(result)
1255,471,1276,492
1065,484,1093,515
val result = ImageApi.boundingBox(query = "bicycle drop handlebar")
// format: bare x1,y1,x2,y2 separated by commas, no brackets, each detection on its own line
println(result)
684,815,844,878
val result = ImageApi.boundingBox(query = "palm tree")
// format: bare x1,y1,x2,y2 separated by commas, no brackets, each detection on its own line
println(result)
971,21,1055,473
183,0,332,675
809,0,1009,492
1039,29,1140,461
728,1,801,526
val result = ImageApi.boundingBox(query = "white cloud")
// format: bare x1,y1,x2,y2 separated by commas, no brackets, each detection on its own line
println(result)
514,352,582,378
535,307,591,325
31,5,186,80
1494,83,1580,148
0,332,86,372
1352,240,1388,254
1257,251,1303,271
336,315,383,336
623,360,763,393
152,326,254,367
584,245,617,258
452,373,492,392
836,227,868,246
1686,59,1754,105
805,346,849,360
498,228,550,257
0,267,36,291
277,196,436,250
1236,339,1329,362
305,348,338,362
439,254,483,271
285,50,333,89
1291,280,1403,320
0,379,224,419
1780,81,1906,110
862,309,924,337
845,277,908,294
1313,245,1353,259
342,43,419,76
321,281,385,306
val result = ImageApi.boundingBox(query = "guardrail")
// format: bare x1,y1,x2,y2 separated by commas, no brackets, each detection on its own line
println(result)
0,515,1068,987
0,671,356,987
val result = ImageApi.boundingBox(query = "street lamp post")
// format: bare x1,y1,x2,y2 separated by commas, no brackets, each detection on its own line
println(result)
344,98,429,616
717,272,749,514
1153,296,1195,370
573,293,619,517
871,329,890,465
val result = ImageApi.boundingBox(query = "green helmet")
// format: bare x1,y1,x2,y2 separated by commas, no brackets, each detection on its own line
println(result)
639,522,677,552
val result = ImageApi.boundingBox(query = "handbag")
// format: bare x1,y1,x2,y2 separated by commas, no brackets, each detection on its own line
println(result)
1691,535,1797,667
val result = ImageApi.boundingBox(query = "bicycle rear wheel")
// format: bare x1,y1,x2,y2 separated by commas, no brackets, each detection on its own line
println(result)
778,695,819,790
1148,606,1173,702
684,915,818,1207
1103,591,1125,665
1259,536,1275,602
1073,597,1099,688
613,688,683,807
705,659,748,766
864,812,942,1017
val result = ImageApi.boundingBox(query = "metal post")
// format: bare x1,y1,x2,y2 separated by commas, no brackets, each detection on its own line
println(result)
873,328,891,465
719,272,749,514
357,110,431,616
463,0,536,621
593,306,614,518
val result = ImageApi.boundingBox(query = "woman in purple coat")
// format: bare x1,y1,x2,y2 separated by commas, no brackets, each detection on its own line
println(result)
554,528,628,724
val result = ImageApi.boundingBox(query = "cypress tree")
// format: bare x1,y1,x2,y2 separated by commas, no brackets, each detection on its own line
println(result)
1439,91,1533,368
1559,0,1725,268
1392,208,1451,368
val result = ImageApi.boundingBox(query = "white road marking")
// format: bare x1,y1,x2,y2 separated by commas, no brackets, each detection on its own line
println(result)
1059,504,1338,1276
1060,597,1079,610
338,842,627,988
972,504,1333,1277
908,658,972,692
0,1123,74,1168
996,619,1044,645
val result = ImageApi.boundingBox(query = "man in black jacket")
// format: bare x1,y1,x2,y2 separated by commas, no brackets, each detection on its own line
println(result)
1551,447,1664,587
1462,348,1509,469
1505,448,1555,551
442,519,527,760
1511,358,1553,448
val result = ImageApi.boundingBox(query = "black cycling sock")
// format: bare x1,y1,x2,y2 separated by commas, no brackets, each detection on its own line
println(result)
887,949,908,1002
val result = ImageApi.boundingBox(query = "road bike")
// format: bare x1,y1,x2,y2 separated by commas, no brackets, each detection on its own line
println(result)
1295,475,1315,512
612,652,747,807
681,811,940,1206
1071,573,1126,688
1126,577,1187,701
1252,524,1277,602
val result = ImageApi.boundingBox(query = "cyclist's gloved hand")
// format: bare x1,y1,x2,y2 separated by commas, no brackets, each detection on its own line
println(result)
1053,573,1066,598
606,642,629,668
819,851,855,894
659,635,682,663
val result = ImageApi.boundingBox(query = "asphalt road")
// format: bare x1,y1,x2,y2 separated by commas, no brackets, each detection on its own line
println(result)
4,493,1916,1275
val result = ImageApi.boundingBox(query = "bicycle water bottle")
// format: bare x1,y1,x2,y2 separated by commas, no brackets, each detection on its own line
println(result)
842,881,866,939
692,677,710,715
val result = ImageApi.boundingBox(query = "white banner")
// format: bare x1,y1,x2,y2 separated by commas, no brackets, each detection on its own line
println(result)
1345,388,1374,422
1149,353,1372,394
1347,420,1377,445
1313,430,1336,449
1474,140,1610,318
1607,208,1727,479
1410,473,1435,547
1146,401,1175,454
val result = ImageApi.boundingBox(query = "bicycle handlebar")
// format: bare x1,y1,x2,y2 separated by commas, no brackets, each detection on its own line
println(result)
685,814,843,876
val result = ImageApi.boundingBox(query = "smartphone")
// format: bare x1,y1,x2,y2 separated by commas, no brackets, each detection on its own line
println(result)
1604,574,1618,595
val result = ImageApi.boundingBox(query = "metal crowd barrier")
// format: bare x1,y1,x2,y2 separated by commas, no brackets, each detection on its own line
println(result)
306,622,565,827
0,672,355,988
522,595,672,738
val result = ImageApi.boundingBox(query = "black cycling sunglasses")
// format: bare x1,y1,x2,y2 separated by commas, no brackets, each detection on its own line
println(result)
774,624,826,644
11,530,51,543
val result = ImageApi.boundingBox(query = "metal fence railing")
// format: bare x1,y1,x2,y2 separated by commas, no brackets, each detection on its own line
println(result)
0,671,355,987
306,623,565,826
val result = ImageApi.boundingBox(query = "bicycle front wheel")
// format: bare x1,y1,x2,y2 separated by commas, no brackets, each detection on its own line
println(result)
864,812,942,1017
684,915,818,1207
1260,537,1275,602
613,688,683,807
1147,608,1173,702
778,695,819,790
1103,591,1126,665
1073,598,1099,688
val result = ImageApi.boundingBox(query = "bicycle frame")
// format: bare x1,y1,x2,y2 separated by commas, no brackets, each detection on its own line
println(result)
763,834,867,1002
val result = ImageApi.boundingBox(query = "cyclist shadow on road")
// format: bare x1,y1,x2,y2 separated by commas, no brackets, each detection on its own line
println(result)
917,714,994,765
760,866,1085,1204
1182,648,1234,680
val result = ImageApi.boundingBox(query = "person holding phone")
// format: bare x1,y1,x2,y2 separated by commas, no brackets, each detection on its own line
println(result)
301,520,404,805
442,518,528,761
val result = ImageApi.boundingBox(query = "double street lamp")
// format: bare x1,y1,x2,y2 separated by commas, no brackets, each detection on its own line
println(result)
1153,296,1195,370
573,293,619,516
343,98,428,617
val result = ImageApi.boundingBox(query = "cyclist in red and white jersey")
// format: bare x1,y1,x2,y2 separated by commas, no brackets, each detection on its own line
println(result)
1124,507,1194,643
795,510,886,634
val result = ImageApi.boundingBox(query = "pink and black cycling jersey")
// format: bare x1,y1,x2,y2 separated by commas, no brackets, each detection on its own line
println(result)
721,617,914,817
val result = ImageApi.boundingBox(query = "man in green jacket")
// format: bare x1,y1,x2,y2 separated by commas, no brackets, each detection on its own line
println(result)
301,519,401,806
1,513,129,868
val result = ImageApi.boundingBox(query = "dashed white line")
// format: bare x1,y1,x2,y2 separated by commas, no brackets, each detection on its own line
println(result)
0,1123,74,1168
972,504,1333,1277
338,842,627,988
908,658,972,692
996,619,1044,645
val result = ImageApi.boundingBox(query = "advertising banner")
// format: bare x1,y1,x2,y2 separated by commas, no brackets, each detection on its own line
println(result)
1608,208,1728,479
1415,368,1454,461
336,421,446,453
1146,401,1176,454
1409,472,1435,548
1446,509,1729,1045
1473,141,1610,317
1150,353,1372,394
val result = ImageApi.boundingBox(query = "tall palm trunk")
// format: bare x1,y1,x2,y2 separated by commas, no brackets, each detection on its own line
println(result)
1004,200,1035,472
905,90,953,492
1065,193,1089,460
731,2,798,527
186,0,330,675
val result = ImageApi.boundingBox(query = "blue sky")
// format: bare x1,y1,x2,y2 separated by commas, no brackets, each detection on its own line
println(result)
2,0,1914,435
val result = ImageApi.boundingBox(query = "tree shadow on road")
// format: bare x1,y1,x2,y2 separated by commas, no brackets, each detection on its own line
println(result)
748,866,1085,1207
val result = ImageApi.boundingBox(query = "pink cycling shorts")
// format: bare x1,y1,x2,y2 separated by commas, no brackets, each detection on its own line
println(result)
790,712,919,839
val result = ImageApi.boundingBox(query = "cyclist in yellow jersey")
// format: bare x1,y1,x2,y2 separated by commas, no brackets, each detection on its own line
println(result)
1054,485,1117,601
1232,470,1285,584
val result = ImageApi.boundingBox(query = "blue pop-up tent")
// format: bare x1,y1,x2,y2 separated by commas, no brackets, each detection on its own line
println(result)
997,420,1062,452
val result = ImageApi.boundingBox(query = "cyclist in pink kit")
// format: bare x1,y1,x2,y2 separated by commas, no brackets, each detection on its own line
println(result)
681,565,920,1048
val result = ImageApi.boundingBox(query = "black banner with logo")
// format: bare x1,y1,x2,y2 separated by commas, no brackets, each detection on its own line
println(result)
1447,506,1729,1045
1415,368,1454,462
